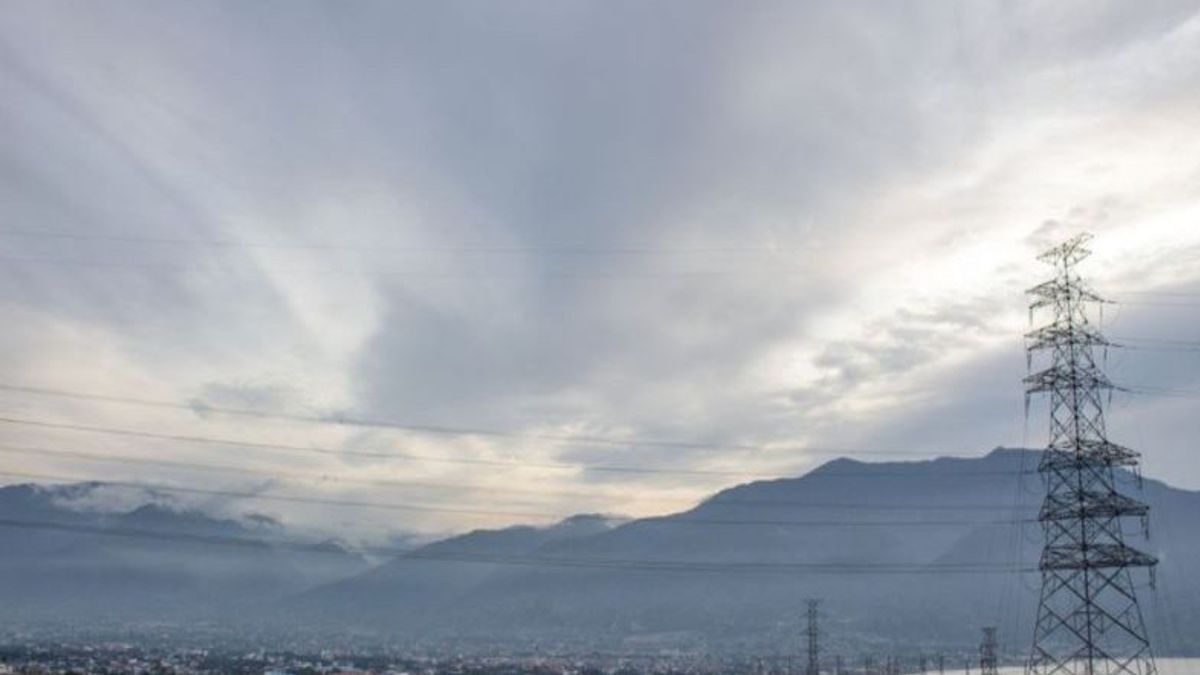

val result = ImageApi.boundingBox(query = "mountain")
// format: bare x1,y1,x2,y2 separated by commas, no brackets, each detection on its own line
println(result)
291,513,622,628
0,482,372,626
3,452,1196,656
293,449,1200,655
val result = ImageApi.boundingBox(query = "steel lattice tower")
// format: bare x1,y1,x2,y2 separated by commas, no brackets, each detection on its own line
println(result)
981,627,1000,675
806,599,821,675
1024,233,1157,675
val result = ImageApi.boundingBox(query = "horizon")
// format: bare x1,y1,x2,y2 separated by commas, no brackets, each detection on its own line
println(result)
4,444,1182,547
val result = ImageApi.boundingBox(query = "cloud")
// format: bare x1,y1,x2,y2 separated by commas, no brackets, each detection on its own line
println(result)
1,1,1199,540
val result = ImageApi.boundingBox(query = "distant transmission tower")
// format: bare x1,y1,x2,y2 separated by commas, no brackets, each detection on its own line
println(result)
1025,233,1157,675
981,627,1000,675
807,599,822,675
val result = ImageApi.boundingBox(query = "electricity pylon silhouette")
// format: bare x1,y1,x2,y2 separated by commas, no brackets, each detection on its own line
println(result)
1024,233,1157,675
981,627,999,675
806,599,821,675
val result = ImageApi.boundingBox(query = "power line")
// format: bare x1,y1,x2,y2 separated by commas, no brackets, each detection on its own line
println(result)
0,468,559,521
1124,386,1200,400
0,382,1001,460
1112,299,1200,309
1113,337,1200,348
0,445,1041,516
0,383,820,457
0,515,1038,575
0,467,1030,529
0,254,820,280
0,421,1038,487
1110,336,1200,353
0,414,755,479
698,497,1037,511
0,245,1190,295
1117,345,1200,354
1113,336,1200,350
0,443,607,503
0,414,782,480
1112,291,1200,298
0,229,876,255
6,256,816,276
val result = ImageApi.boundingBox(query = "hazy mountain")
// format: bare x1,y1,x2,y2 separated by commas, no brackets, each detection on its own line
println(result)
3,451,1196,656
0,482,372,625
291,513,623,627
294,449,1200,655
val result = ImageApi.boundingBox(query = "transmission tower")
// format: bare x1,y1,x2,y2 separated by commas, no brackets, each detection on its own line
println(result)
1024,233,1157,675
981,628,1000,675
806,599,821,675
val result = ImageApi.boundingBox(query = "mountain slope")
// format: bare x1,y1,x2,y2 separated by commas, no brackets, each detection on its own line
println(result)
290,513,621,628
295,449,1200,654
0,482,372,625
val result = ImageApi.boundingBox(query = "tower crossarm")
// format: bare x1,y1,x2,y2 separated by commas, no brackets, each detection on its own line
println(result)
1035,233,1094,265
1039,491,1149,521
1040,543,1158,571
1039,442,1140,471
1024,365,1116,394
1025,323,1111,352
1026,279,1106,311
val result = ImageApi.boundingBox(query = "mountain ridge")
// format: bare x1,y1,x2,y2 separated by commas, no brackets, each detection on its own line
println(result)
290,448,1200,654
0,481,373,625
0,450,1194,656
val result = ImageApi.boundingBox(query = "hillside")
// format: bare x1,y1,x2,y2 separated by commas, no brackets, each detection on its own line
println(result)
2,450,1194,656
0,482,371,626
293,449,1200,655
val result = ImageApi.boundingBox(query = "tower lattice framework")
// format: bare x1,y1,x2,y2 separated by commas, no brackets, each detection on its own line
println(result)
1025,233,1157,675
981,627,999,675
806,599,821,675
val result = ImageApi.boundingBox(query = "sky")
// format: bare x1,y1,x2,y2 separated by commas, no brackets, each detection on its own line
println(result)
0,1,1198,542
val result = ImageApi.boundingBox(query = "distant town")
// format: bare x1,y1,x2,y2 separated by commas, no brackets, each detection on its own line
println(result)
0,640,832,675
0,633,985,675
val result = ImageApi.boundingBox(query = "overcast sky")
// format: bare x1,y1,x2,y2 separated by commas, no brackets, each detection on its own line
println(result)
0,1,1198,542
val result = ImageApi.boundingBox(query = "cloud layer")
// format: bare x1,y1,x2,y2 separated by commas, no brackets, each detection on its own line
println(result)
1,0,1199,539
